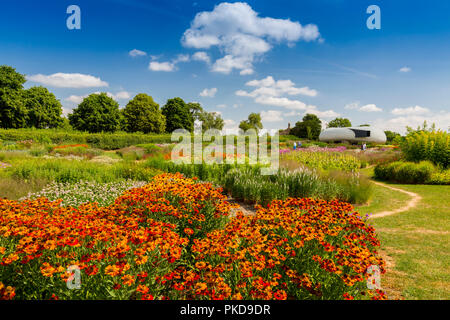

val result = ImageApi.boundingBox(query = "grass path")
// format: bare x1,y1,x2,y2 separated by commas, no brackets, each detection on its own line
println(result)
368,181,422,219
358,179,450,300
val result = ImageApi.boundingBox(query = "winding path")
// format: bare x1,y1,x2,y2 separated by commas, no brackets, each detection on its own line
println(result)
369,181,422,219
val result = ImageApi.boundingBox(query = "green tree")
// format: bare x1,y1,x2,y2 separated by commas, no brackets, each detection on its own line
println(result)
200,111,224,132
68,93,121,133
239,113,263,133
384,130,401,144
122,93,166,133
0,65,26,90
0,66,28,128
291,113,322,140
23,86,63,128
162,97,194,132
328,117,352,128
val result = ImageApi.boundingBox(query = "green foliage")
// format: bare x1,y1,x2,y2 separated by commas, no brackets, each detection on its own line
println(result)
0,128,173,150
374,160,438,184
0,65,26,90
291,113,322,140
147,158,373,205
0,88,27,128
281,150,361,171
162,97,194,132
122,93,165,134
401,130,449,168
69,93,122,133
384,130,401,144
327,117,352,128
0,157,161,183
23,86,63,129
239,112,263,133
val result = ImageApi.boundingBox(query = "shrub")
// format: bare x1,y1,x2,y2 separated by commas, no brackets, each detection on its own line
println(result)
374,160,437,184
0,129,173,150
401,130,449,168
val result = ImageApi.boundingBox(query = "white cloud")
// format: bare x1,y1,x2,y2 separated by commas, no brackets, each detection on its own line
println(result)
129,49,147,57
173,54,190,63
216,104,227,108
149,61,176,72
65,95,85,104
237,76,318,98
236,75,336,119
148,54,190,72
192,51,211,64
27,73,108,88
199,87,217,97
373,111,450,134
344,102,360,110
359,104,382,112
182,2,321,74
399,66,411,73
391,105,429,115
65,91,131,105
222,118,239,135
261,110,283,122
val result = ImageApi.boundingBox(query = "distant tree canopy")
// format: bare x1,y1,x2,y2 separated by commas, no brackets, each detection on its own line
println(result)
291,113,322,140
384,130,401,144
69,93,122,133
0,65,64,129
359,124,370,127
327,117,352,128
188,102,224,132
122,93,165,134
239,113,263,133
0,65,26,90
23,86,63,129
162,97,194,133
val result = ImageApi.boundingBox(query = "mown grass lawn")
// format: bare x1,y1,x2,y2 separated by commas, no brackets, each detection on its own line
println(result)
358,181,450,300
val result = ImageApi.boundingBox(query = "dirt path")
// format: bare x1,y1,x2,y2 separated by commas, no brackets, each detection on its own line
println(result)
369,181,422,219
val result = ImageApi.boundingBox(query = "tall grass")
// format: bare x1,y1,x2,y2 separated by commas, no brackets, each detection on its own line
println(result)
0,157,162,183
147,158,373,205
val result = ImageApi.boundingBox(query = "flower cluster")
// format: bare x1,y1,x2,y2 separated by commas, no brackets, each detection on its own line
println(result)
0,173,386,300
0,162,11,169
52,144,89,150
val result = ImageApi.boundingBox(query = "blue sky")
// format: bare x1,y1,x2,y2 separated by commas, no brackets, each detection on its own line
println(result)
1,0,450,134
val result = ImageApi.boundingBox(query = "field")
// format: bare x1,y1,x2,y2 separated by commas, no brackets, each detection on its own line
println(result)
0,130,448,300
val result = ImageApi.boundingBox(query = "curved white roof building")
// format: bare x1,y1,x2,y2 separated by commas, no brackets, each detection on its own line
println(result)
319,127,386,144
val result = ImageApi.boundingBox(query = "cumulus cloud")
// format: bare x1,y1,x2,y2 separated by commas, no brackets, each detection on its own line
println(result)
345,102,382,112
192,51,211,64
261,110,283,122
199,87,218,97
391,105,429,115
149,61,176,72
182,2,321,74
27,73,108,88
236,75,337,119
373,111,450,134
237,76,318,98
129,49,147,57
65,91,131,104
148,54,190,72
359,104,383,112
399,66,411,73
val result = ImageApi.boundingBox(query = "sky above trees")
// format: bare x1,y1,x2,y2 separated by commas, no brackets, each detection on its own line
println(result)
1,0,450,134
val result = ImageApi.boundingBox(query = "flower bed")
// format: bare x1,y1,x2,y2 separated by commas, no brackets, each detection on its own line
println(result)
0,173,386,300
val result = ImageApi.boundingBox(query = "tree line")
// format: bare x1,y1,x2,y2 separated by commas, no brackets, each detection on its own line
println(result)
0,65,224,134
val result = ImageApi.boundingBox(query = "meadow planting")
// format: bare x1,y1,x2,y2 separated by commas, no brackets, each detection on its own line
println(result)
0,173,386,300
